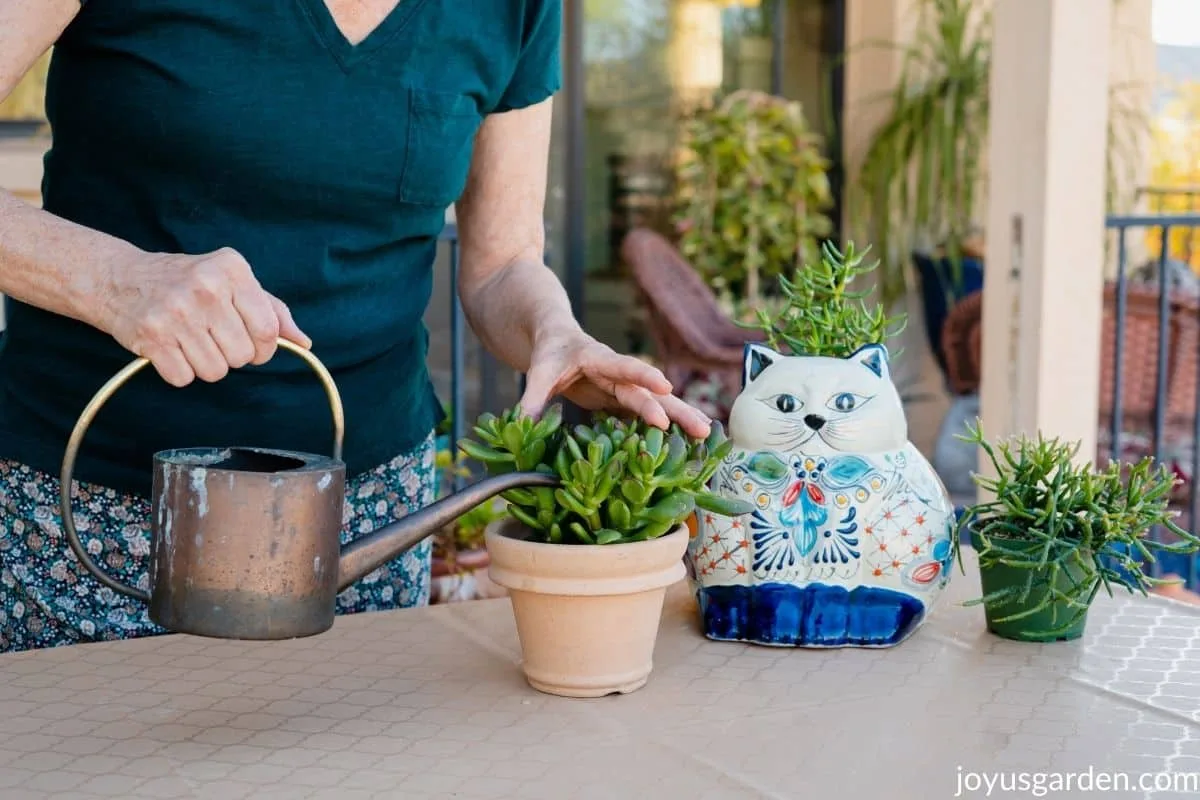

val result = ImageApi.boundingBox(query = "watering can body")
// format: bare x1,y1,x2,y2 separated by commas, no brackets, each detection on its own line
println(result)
148,446,346,639
58,340,555,641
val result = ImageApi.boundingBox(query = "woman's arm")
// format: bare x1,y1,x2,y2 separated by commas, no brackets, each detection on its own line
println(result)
454,100,571,376
0,0,112,325
0,0,307,385
455,99,711,438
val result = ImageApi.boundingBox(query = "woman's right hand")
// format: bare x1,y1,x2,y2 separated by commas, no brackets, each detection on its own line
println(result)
99,247,311,387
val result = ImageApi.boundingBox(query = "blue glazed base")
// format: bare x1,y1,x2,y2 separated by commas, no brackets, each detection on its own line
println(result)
695,583,927,648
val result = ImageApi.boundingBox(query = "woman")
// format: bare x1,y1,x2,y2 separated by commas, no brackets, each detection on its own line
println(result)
0,0,710,652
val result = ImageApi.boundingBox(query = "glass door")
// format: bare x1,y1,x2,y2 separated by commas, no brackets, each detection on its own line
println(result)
550,0,844,353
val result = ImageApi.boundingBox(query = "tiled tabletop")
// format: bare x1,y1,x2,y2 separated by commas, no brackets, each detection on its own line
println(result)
2,550,1200,800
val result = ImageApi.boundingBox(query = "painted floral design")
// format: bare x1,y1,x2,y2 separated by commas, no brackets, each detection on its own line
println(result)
694,444,952,592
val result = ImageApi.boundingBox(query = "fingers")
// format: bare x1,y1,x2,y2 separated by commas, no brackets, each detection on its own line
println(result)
584,351,672,396
521,335,698,435
177,328,231,383
130,248,312,383
613,384,671,430
518,356,577,419
232,285,281,366
142,344,195,388
210,299,260,371
270,295,311,349
608,386,711,437
658,393,712,439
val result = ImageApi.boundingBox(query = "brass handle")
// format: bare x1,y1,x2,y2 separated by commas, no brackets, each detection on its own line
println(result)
58,338,345,601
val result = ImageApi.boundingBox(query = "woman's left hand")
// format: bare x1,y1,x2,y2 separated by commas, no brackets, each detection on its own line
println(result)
451,100,709,440
518,326,712,439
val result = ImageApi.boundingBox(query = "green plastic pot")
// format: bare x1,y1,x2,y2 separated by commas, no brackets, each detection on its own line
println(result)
972,529,1093,643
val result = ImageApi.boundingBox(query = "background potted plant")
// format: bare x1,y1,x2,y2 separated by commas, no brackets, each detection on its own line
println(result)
852,0,991,308
690,241,957,648
434,403,455,457
672,89,833,318
430,497,509,604
955,420,1200,642
430,415,511,604
851,0,1146,423
459,404,751,698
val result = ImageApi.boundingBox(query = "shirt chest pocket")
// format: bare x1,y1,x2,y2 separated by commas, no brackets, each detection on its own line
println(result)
399,89,483,208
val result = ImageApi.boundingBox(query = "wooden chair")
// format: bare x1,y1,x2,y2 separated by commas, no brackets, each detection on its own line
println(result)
941,284,1199,514
940,290,983,396
621,228,765,409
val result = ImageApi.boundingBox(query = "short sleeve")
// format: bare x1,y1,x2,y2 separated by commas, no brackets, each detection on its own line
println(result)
492,0,562,114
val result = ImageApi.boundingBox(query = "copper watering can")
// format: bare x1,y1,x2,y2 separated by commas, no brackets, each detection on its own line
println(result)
58,339,556,641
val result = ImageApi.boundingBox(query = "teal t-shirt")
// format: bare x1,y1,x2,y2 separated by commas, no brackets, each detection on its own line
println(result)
0,0,561,496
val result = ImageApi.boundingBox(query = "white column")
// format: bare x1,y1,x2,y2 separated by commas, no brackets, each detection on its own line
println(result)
979,0,1113,466
841,0,906,213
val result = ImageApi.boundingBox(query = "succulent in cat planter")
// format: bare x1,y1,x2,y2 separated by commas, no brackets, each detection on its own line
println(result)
687,242,955,647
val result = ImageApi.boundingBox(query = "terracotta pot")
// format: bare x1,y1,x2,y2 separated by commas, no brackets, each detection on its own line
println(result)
431,547,490,578
485,518,688,698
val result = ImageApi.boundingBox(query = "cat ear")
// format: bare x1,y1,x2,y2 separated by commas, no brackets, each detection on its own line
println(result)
742,343,780,386
849,343,890,379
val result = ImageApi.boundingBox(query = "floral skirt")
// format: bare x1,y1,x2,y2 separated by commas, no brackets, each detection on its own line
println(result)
0,436,435,654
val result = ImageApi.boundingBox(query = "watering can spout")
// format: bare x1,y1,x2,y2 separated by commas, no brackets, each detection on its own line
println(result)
336,471,559,590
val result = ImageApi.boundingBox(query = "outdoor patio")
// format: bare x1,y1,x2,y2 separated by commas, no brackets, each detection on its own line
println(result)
2,0,1200,798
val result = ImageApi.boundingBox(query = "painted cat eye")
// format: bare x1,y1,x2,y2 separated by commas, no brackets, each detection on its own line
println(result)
829,392,868,412
774,394,798,413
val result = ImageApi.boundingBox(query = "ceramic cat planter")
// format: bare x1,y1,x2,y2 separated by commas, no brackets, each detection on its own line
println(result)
687,342,955,648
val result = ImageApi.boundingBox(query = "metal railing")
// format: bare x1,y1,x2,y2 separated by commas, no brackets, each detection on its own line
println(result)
1105,212,1200,587
1139,185,1200,213
441,222,465,477
1137,186,1200,267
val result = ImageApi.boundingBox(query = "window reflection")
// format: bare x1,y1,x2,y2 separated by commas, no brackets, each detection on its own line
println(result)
0,53,50,136
570,0,839,354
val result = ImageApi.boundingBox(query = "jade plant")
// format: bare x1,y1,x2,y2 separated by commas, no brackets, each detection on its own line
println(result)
743,240,907,358
458,404,752,545
955,419,1200,634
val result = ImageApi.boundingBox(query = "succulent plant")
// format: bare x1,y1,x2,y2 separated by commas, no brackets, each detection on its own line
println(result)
458,404,753,545
742,240,906,359
956,419,1200,631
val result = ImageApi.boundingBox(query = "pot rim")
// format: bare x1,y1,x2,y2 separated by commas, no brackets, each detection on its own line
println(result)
969,519,1088,550
484,517,688,596
485,516,689,551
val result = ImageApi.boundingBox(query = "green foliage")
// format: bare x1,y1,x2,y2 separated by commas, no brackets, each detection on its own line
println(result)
459,404,753,545
435,403,454,437
742,240,906,358
673,89,834,308
852,0,1151,305
852,0,990,307
955,419,1200,635
452,499,508,550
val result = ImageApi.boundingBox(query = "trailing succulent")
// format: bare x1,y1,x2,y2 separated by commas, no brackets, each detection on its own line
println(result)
956,419,1200,630
458,404,753,545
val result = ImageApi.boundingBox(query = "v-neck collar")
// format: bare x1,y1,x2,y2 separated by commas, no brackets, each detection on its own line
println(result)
298,0,431,71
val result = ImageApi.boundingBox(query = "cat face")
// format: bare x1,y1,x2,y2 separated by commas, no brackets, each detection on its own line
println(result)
727,343,908,455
